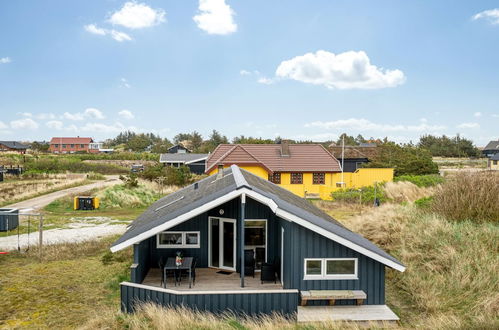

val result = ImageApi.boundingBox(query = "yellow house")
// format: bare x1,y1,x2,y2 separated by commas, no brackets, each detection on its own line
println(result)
206,142,394,200
488,154,499,170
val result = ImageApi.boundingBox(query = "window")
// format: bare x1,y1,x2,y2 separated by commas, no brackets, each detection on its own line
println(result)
313,173,325,185
290,173,303,184
81,144,84,148
218,164,224,172
157,231,200,248
54,144,59,148
304,258,358,280
62,144,67,148
70,144,75,148
494,160,498,165
268,172,281,184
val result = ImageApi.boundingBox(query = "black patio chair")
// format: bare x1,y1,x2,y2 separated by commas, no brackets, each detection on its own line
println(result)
158,256,165,287
244,249,255,277
261,258,277,284
180,257,197,287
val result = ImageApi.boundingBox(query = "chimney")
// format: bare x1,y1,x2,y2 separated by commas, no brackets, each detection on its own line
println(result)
280,139,290,157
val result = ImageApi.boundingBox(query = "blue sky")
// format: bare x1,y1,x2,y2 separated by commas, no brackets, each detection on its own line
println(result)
0,1,498,146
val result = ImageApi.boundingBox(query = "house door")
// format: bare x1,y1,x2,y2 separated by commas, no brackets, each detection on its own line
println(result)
209,217,236,271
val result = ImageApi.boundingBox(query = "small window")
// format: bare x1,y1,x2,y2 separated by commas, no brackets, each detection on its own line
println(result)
494,160,498,165
81,144,84,148
313,173,325,185
157,231,200,248
62,144,67,148
268,172,281,184
218,164,224,172
290,173,303,184
305,259,322,276
304,258,358,280
70,144,75,148
54,144,59,147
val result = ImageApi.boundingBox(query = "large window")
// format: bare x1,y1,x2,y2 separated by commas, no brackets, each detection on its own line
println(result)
268,172,281,184
290,173,303,184
313,173,325,185
304,258,358,280
157,231,200,248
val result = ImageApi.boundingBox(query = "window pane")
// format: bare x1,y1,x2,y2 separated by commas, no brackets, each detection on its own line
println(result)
326,260,355,275
306,260,322,275
185,233,199,245
160,233,182,245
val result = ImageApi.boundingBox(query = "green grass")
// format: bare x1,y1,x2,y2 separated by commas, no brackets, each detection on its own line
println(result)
394,174,445,187
331,184,388,205
0,237,132,329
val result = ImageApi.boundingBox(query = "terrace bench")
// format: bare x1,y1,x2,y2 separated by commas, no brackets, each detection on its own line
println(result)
300,290,367,306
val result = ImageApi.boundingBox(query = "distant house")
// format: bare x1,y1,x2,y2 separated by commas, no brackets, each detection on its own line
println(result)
159,153,208,175
111,166,404,321
206,141,393,200
328,144,379,172
49,137,96,154
488,154,499,170
168,144,191,154
0,141,29,154
482,140,499,158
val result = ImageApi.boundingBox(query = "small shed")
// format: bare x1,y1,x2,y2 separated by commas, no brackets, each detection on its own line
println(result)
0,208,19,231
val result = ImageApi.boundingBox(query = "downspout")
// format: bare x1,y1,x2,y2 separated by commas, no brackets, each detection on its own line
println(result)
240,192,246,288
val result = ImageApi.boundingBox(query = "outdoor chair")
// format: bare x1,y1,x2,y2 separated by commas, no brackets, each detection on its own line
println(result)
180,257,197,286
244,249,255,277
261,258,278,284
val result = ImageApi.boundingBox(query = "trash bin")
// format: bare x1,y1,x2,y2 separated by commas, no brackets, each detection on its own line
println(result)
74,197,99,210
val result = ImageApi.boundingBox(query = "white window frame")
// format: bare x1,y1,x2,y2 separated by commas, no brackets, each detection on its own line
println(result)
304,258,358,280
156,231,200,248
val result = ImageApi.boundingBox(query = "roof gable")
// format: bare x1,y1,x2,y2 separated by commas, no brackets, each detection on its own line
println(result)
484,141,499,151
111,165,404,272
50,137,93,144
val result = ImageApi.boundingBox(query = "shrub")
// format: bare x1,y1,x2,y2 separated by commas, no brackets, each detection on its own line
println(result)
140,164,193,186
86,172,105,180
331,184,387,205
431,172,499,223
414,196,434,208
25,158,128,174
119,173,139,188
395,174,444,187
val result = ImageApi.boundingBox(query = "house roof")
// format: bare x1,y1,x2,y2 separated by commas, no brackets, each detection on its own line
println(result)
49,137,94,144
329,145,379,159
483,140,499,151
490,154,499,161
110,165,405,272
159,153,209,164
205,144,341,174
0,141,29,150
168,144,191,152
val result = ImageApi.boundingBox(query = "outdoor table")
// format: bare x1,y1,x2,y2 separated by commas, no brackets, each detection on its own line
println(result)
164,257,193,289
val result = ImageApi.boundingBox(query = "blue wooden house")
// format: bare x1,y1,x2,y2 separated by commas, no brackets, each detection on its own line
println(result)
111,165,404,321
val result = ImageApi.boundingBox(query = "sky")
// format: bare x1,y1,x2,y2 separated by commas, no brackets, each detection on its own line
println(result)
1,1,499,146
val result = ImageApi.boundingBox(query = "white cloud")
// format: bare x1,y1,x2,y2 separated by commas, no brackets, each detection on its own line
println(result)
84,24,132,42
305,118,445,132
0,121,8,129
240,70,251,76
80,122,129,133
63,112,85,121
492,114,499,118
474,112,482,117
0,57,11,64
457,122,480,129
120,78,131,88
275,50,405,90
10,118,39,130
109,2,166,29
472,9,499,25
84,108,105,119
46,120,64,130
118,110,135,120
257,77,274,85
193,0,237,35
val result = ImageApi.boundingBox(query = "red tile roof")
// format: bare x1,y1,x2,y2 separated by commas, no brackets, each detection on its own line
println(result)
206,144,341,174
49,137,94,144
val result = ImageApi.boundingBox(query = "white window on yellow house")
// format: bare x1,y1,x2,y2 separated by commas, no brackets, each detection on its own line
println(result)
313,172,325,184
268,172,281,184
290,173,303,184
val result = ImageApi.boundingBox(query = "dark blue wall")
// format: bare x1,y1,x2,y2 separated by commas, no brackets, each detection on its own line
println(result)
281,220,385,305
121,282,298,317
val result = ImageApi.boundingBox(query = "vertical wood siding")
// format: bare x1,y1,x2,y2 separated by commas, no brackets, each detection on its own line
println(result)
120,282,298,317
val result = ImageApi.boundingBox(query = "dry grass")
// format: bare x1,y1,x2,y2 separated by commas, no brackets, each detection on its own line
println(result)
431,171,499,223
0,174,88,206
384,181,435,203
81,303,373,330
343,204,499,329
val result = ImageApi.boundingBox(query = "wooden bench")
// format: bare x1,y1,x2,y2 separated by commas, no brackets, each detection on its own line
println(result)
300,290,367,306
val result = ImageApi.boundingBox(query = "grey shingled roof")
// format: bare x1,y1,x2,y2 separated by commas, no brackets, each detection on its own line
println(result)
0,141,29,150
159,153,209,163
111,166,404,269
490,154,499,161
484,141,499,151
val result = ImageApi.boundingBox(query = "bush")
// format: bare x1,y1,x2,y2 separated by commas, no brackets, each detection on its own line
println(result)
331,184,387,205
140,164,193,186
119,173,139,188
25,158,128,174
395,174,444,187
414,196,434,208
431,172,499,223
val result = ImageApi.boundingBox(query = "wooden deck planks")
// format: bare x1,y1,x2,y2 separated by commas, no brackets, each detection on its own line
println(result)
297,305,400,322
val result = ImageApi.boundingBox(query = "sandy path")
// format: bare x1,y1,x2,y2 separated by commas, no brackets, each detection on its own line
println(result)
0,223,127,251
4,175,121,211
